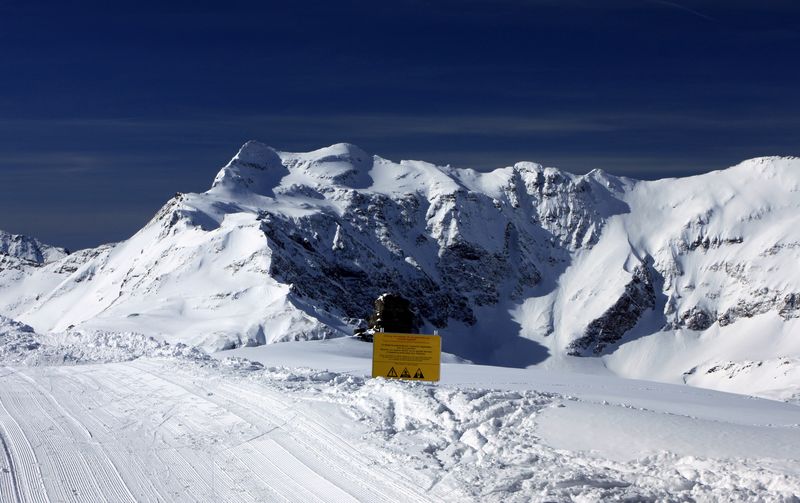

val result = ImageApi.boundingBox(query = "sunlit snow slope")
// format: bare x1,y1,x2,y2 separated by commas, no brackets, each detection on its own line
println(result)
0,328,799,502
1,143,798,400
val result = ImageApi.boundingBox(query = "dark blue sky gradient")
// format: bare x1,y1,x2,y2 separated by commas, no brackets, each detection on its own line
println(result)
1,0,798,250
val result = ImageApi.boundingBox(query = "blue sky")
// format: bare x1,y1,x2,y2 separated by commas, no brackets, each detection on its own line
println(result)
1,0,798,250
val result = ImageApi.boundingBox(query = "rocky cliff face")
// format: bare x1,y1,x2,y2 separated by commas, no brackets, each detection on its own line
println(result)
1,145,799,399
567,263,657,355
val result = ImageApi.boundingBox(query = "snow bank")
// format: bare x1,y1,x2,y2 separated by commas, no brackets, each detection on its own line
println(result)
0,316,212,366
3,324,799,501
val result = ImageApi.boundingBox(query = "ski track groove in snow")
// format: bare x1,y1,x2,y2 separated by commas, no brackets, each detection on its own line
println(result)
122,360,353,502
121,361,308,502
55,369,216,501
0,371,58,503
203,374,438,502
232,440,324,503
0,424,22,503
0,367,135,502
102,364,268,502
0,362,260,502
11,368,139,503
69,373,184,501
1,368,85,502
211,379,436,503
46,368,170,502
0,380,49,503
127,359,435,503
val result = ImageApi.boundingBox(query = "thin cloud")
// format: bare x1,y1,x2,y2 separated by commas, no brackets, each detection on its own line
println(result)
0,114,618,136
645,0,716,22
0,152,104,174
4,110,796,142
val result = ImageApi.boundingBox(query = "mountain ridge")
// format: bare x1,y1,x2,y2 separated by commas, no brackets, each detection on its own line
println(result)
1,143,798,400
0,229,69,265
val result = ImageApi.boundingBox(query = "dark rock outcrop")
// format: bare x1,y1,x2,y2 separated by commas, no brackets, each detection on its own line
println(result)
361,293,420,337
680,307,716,331
780,293,800,320
567,264,656,355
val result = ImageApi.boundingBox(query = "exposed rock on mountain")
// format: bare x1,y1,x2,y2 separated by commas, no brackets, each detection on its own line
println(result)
567,263,656,355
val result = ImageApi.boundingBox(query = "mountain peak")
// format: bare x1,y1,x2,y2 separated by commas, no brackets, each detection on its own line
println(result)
0,229,68,264
210,141,288,195
295,142,372,172
232,140,282,168
307,142,369,159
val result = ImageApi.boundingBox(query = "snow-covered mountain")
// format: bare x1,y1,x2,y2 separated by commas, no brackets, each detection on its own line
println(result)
0,229,68,266
1,142,798,400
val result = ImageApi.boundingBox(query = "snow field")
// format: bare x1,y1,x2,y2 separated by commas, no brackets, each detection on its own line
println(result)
1,322,799,502
0,360,437,503
283,371,800,502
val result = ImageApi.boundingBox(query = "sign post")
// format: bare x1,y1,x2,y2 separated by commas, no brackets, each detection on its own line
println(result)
372,332,441,382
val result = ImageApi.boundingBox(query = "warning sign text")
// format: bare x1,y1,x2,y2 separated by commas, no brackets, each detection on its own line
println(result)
372,333,441,382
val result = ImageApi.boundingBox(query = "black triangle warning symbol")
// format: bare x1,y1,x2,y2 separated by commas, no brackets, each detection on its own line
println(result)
413,368,425,379
387,367,398,377
400,367,411,378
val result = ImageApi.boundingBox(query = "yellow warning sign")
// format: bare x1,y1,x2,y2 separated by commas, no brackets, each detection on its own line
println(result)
372,332,441,382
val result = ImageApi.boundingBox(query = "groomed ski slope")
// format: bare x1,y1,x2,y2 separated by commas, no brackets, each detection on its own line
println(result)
0,359,438,503
1,336,799,502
